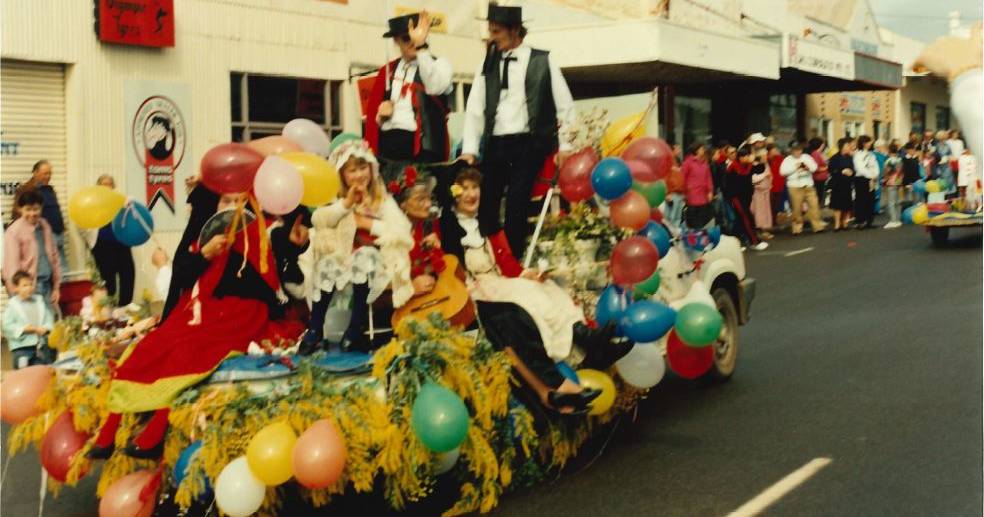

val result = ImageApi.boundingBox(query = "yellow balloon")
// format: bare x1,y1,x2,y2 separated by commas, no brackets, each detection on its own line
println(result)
601,111,646,157
925,180,940,193
68,186,126,229
576,368,617,416
246,421,297,485
911,204,930,225
280,151,340,207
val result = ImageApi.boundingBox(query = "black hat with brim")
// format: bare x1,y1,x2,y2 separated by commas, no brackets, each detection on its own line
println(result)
383,13,420,38
478,4,525,26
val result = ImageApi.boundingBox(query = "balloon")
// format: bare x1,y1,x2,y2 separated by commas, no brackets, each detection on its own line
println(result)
434,447,460,475
611,236,659,285
40,410,89,482
214,456,266,517
556,362,580,384
666,166,685,193
591,158,633,200
575,369,616,415
913,179,927,194
615,342,666,389
111,202,154,247
632,180,667,208
610,190,651,231
282,118,332,157
1,365,53,424
246,421,297,485
669,280,716,311
411,382,469,453
68,186,126,229
901,205,915,224
625,159,658,183
99,469,156,517
292,419,347,489
200,143,264,194
621,137,673,180
280,151,341,207
632,268,661,300
675,303,723,347
638,221,671,257
925,180,941,193
330,132,362,153
253,156,304,215
595,285,627,327
650,207,664,223
173,440,209,494
246,135,302,157
601,111,646,157
666,330,714,379
558,148,599,203
911,204,929,224
620,300,676,343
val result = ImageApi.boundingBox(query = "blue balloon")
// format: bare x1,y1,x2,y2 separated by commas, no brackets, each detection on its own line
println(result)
638,221,671,257
707,226,722,247
620,300,676,343
556,362,580,384
596,285,627,327
913,179,927,194
591,158,633,200
174,440,207,491
111,201,154,247
901,205,915,224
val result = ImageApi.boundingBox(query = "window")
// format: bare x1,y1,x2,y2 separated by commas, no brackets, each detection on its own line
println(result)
450,81,472,112
673,96,712,149
230,72,343,143
809,118,834,147
910,102,926,135
873,120,891,142
843,121,863,138
934,106,950,131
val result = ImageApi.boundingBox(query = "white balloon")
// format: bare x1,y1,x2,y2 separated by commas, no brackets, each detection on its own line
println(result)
253,156,303,215
282,119,332,157
669,280,715,311
615,342,666,389
215,456,266,517
434,447,460,475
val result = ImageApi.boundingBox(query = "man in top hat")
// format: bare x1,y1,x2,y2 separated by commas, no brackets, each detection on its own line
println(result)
365,11,454,167
460,2,576,259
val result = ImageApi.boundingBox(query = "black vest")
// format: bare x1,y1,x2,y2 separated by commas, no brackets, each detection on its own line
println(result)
384,59,451,160
482,47,558,151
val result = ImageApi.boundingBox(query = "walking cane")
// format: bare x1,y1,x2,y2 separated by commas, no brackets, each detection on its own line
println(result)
523,186,555,269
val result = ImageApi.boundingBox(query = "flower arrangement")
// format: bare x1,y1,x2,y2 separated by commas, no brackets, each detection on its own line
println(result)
539,203,631,261
559,106,609,153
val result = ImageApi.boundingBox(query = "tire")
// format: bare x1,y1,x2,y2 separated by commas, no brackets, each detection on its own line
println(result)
705,287,739,381
930,227,949,248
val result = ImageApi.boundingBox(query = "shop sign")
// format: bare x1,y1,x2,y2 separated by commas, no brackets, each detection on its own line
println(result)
125,81,190,231
95,0,175,48
784,34,854,80
840,94,866,117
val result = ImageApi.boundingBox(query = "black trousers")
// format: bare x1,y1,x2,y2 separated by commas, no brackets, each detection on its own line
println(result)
92,238,135,305
378,129,442,165
478,134,550,259
477,301,564,389
853,178,875,226
684,203,716,229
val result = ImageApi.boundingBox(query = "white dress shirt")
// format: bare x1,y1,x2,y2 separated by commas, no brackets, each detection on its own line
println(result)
779,154,818,188
381,50,453,133
853,150,880,180
462,44,575,155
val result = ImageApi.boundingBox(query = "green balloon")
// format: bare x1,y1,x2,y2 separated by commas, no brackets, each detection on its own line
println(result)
674,303,723,347
632,180,667,207
329,132,361,153
411,383,469,453
633,269,661,300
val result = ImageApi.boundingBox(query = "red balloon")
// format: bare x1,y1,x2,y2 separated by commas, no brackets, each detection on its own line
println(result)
609,191,651,231
99,469,157,517
200,143,264,194
610,236,659,285
650,207,664,223
622,137,673,181
558,148,599,202
666,330,714,379
625,159,658,183
40,410,90,482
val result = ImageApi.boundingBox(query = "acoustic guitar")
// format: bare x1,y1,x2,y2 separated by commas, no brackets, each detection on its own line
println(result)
392,255,476,329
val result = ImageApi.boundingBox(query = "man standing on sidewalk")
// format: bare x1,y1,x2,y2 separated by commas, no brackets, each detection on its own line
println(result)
780,142,827,235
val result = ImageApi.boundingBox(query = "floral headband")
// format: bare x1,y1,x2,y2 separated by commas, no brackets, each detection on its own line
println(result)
389,166,436,203
329,139,379,177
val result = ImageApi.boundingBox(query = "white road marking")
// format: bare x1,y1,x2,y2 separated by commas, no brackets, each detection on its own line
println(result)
783,247,815,257
725,457,832,517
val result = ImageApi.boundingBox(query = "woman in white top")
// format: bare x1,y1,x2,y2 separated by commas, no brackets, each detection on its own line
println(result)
852,136,880,229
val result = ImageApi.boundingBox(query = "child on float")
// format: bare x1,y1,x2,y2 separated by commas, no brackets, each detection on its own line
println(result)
303,140,414,354
3,270,56,369
439,166,633,414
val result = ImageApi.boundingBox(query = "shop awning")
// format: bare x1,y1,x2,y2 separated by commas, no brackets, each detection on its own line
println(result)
762,34,902,93
853,52,903,89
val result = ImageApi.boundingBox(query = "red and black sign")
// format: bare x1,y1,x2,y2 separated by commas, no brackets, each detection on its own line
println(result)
95,0,175,48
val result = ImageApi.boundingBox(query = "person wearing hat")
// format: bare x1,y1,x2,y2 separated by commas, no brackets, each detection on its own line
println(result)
460,2,576,259
365,11,453,167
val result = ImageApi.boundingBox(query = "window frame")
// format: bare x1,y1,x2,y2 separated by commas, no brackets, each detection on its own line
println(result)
230,72,344,143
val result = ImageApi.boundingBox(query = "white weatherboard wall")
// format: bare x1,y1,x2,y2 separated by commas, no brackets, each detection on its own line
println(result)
1,0,486,297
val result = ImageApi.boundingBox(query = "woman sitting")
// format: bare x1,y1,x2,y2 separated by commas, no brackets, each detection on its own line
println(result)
440,167,633,414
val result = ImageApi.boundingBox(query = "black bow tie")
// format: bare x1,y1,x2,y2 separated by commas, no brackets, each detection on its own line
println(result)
501,54,518,89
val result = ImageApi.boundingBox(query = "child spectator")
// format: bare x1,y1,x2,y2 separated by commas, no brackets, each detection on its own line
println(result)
3,271,56,369
3,190,61,306
882,143,904,229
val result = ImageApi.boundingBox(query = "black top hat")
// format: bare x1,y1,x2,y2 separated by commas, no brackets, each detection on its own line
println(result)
383,13,419,38
481,4,524,26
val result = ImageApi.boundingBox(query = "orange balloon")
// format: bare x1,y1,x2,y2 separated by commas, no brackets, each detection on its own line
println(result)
610,190,651,231
292,419,347,489
1,365,53,424
99,469,157,517
665,166,685,193
247,136,303,157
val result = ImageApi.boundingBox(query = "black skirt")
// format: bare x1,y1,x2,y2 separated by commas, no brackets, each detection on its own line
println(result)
829,176,854,211
476,301,565,389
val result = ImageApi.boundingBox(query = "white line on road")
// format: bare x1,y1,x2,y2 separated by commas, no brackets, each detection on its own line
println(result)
783,247,815,257
725,457,832,517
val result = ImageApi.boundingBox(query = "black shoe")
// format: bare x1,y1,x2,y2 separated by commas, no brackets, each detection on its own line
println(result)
546,388,603,415
298,330,323,356
85,443,115,460
122,439,164,459
583,335,636,371
341,330,374,354
573,321,617,352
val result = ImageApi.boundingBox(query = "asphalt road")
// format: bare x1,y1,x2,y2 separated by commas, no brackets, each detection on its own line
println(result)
2,221,981,516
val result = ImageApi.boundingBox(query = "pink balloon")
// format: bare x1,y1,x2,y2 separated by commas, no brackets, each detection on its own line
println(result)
292,419,347,489
558,148,599,203
611,236,659,286
622,137,673,181
246,136,303,157
200,143,264,194
99,469,157,517
40,410,90,482
253,156,304,215
1,365,53,424
625,159,658,183
610,191,651,231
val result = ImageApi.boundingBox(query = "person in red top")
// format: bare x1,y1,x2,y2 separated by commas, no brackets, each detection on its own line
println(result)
392,166,447,295
767,144,787,224
724,148,767,250
682,142,715,229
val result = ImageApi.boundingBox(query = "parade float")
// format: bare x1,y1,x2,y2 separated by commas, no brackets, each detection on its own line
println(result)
1,108,754,517
904,178,982,247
